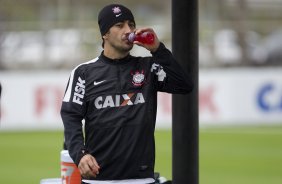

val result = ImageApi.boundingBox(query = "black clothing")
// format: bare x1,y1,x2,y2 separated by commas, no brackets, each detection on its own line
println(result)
61,43,193,180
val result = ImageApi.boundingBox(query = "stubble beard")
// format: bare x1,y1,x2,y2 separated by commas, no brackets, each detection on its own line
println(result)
110,41,133,55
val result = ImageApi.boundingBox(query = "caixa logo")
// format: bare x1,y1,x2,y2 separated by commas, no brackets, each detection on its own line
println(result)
257,83,282,112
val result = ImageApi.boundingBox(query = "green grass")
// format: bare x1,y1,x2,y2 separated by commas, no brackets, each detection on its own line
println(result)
200,126,282,184
0,131,63,184
0,126,282,184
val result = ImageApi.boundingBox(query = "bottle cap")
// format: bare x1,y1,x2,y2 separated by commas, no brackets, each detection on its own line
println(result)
128,33,135,43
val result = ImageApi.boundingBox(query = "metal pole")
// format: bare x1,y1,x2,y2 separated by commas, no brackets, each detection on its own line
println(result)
172,0,199,184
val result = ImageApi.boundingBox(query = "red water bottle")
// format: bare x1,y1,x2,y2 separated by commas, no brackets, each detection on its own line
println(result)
128,32,155,44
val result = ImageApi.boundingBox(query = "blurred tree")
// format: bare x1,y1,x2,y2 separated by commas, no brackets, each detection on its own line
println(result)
0,4,6,70
1,0,282,69
234,0,249,65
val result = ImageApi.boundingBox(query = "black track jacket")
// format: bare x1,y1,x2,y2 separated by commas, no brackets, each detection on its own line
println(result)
61,43,193,180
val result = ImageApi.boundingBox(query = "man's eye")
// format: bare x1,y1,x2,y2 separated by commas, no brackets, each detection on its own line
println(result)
129,24,135,28
116,24,123,28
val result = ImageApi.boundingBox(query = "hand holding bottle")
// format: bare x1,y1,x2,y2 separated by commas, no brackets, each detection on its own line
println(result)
128,32,155,45
128,28,160,52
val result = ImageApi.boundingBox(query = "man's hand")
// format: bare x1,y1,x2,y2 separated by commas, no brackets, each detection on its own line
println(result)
134,28,160,53
78,154,100,179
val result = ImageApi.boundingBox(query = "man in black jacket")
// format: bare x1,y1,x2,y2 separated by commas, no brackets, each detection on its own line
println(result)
61,4,193,184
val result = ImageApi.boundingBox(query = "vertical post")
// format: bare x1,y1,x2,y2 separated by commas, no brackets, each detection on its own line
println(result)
0,83,2,121
172,0,199,184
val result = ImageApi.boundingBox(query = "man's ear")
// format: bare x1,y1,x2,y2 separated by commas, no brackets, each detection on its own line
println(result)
102,33,109,40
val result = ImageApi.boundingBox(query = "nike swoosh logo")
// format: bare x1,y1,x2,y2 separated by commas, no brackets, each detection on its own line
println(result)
94,80,106,86
115,13,122,17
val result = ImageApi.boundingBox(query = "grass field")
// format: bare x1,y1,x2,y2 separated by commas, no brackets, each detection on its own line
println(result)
0,126,282,184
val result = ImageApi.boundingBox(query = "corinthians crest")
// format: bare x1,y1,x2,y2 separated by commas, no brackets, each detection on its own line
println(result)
131,70,145,86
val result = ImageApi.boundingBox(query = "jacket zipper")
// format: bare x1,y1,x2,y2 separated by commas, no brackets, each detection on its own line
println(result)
117,65,122,92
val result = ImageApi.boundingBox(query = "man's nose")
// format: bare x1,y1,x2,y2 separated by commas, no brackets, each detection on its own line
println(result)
124,24,133,33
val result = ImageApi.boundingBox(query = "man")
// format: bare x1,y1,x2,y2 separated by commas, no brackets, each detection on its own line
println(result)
61,4,193,184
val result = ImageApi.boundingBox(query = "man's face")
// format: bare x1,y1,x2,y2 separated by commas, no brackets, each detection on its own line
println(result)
103,20,136,53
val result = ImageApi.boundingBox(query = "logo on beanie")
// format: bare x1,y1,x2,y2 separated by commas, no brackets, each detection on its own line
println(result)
112,7,122,17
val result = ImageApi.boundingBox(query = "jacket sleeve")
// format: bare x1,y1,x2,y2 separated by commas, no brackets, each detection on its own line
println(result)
150,42,193,94
60,66,87,166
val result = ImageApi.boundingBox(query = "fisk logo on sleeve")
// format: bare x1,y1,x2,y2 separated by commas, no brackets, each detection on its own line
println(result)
151,63,166,82
73,77,85,105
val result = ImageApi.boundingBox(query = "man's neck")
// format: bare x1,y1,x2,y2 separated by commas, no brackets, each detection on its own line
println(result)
103,49,129,60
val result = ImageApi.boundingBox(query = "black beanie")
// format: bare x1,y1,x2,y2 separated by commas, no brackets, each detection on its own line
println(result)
98,4,135,36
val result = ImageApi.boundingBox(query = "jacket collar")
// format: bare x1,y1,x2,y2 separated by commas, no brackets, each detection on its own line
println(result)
100,51,132,65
